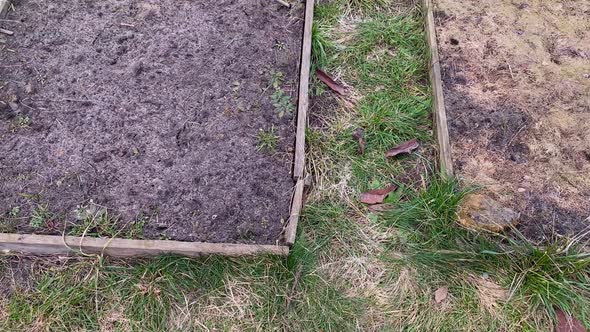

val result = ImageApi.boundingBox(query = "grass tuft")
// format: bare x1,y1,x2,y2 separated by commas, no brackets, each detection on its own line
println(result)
381,176,590,328
311,22,334,70
256,127,280,152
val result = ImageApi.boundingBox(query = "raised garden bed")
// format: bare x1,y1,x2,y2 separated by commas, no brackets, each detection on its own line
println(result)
428,0,590,239
0,0,313,256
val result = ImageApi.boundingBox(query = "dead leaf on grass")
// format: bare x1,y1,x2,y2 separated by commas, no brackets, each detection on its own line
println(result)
360,185,397,205
352,128,366,155
434,286,448,303
316,69,347,96
385,139,419,158
556,308,587,332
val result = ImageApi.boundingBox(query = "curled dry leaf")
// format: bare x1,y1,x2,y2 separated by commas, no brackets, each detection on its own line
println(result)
360,185,397,205
556,308,587,332
316,69,347,96
434,286,448,303
385,139,420,158
352,128,366,155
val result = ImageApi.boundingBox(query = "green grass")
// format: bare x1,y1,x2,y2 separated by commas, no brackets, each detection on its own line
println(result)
2,240,365,331
311,22,334,70
256,127,280,152
268,70,295,118
68,205,146,239
380,176,590,329
307,10,432,197
30,204,52,229
339,0,399,15
11,115,30,130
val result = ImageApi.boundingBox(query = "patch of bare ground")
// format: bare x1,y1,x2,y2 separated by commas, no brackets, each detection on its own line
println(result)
0,0,304,244
435,0,590,240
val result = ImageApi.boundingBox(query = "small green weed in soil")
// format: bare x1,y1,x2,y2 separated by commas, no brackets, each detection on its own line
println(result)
269,70,294,118
274,40,286,50
11,115,30,131
68,205,146,239
8,206,20,219
256,127,279,152
30,204,51,229
271,89,294,118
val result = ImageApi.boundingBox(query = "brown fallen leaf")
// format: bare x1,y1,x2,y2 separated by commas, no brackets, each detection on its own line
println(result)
556,308,587,332
360,185,397,205
352,128,366,155
316,69,347,96
385,139,420,158
434,286,448,304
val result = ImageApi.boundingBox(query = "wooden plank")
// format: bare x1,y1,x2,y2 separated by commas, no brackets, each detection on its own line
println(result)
0,0,9,17
284,178,304,246
0,233,289,257
293,0,314,180
424,0,454,177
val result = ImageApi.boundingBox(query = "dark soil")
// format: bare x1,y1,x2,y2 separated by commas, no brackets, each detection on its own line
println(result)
0,0,305,244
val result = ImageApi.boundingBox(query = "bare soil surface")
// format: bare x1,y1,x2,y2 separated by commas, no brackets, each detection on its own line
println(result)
0,0,304,244
435,0,590,240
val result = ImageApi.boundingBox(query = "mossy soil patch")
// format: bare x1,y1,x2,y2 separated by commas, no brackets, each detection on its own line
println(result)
0,0,304,244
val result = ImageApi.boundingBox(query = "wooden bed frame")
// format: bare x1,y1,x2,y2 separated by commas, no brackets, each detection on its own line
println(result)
0,0,450,257
0,0,313,257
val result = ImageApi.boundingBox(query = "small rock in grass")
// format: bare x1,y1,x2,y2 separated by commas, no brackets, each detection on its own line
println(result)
458,194,520,232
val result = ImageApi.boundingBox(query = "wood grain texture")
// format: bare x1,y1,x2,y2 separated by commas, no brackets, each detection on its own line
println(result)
293,0,314,180
424,0,454,176
284,178,304,246
0,234,289,257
